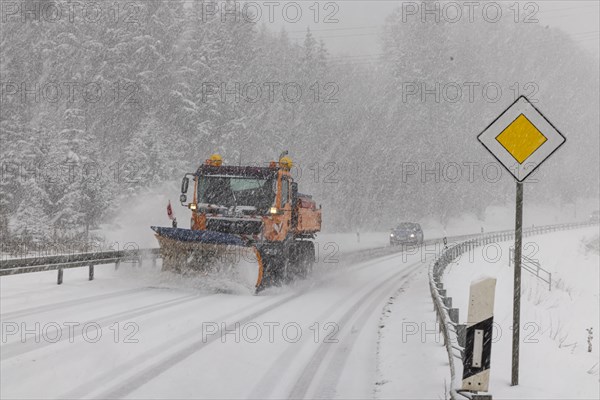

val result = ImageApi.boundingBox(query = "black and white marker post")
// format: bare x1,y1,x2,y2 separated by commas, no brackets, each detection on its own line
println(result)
462,277,496,394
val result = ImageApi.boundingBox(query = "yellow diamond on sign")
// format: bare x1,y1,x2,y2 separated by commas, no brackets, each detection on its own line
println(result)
495,114,547,164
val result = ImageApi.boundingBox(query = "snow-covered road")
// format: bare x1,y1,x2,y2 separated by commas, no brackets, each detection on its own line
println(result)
1,247,446,399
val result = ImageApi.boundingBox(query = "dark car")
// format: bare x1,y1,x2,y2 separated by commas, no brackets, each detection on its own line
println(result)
390,223,424,246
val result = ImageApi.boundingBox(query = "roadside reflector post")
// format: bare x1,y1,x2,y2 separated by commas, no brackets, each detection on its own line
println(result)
57,267,63,285
462,277,496,394
89,264,94,281
115,259,120,271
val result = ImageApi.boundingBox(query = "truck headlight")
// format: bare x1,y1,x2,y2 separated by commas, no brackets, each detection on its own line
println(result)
410,233,415,238
390,233,394,237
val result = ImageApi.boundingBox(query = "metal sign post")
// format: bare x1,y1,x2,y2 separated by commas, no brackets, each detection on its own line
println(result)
511,181,523,386
477,96,566,386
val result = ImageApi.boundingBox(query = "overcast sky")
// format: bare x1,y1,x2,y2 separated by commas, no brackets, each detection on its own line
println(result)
259,1,600,59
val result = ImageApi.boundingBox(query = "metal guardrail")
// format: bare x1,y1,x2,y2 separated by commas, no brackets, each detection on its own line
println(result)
0,234,473,285
508,246,551,290
0,248,160,284
428,221,597,400
338,230,517,266
1,221,593,286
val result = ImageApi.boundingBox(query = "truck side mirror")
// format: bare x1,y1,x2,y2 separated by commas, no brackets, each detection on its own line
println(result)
181,177,189,194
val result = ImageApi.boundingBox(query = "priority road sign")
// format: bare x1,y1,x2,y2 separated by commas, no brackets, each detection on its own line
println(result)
477,96,566,182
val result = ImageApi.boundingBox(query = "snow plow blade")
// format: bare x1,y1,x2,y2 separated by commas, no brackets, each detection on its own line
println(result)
151,226,264,293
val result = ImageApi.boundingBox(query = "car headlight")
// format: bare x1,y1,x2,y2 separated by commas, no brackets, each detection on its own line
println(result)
390,233,394,237
410,233,415,237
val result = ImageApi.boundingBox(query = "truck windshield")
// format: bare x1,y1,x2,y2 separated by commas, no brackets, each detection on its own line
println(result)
197,176,275,210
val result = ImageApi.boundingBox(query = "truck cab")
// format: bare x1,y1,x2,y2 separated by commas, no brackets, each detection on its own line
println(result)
179,154,321,245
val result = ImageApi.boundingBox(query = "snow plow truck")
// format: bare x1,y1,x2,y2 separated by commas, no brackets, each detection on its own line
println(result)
151,152,321,293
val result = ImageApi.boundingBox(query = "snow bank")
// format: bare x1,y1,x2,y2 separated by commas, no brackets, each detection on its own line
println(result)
444,226,599,399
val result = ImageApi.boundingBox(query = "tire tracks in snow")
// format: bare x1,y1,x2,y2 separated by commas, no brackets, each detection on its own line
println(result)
287,260,424,399
1,292,213,360
311,269,423,399
70,251,416,399
248,256,423,399
91,293,303,399
247,285,363,399
0,287,150,319
59,294,272,399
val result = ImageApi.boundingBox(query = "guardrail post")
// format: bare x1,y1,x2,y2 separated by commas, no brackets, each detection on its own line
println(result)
449,308,459,324
89,264,94,281
457,323,466,347
57,267,63,285
444,297,452,308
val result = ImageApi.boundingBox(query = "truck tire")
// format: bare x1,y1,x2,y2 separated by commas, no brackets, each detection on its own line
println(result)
258,244,288,287
292,240,314,279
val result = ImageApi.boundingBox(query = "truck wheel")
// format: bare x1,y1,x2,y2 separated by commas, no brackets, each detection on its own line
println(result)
296,241,315,279
258,244,288,287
